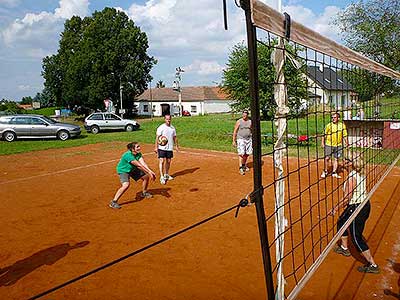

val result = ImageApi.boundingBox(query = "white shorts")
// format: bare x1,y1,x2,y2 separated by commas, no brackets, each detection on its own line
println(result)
237,138,252,155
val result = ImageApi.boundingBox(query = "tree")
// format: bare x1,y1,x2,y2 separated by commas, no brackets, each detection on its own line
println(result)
222,41,307,120
33,86,53,107
156,80,165,88
20,96,33,105
335,0,400,98
42,8,156,110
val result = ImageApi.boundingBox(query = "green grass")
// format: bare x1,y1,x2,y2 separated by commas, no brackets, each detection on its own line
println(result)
1,109,399,164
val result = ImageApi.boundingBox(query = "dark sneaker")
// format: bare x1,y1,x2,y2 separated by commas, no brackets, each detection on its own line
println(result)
109,201,121,209
334,245,351,257
239,167,245,175
141,191,153,199
357,263,380,274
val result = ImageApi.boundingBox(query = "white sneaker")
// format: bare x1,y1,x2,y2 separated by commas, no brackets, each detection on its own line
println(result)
321,170,328,178
332,172,342,179
165,174,174,180
160,175,166,185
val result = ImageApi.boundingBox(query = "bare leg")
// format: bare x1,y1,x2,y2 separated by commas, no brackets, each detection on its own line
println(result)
165,158,172,176
158,158,165,177
112,182,130,202
324,156,331,172
333,157,338,173
141,174,150,192
361,249,377,265
238,155,243,168
341,236,348,249
242,154,249,167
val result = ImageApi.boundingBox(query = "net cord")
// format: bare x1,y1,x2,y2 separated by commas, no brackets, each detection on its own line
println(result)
287,152,400,300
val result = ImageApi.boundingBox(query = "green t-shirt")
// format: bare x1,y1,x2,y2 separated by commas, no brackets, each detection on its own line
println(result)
116,150,142,174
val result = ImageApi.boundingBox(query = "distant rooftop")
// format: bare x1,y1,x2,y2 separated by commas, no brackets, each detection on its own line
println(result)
137,86,231,102
307,66,353,91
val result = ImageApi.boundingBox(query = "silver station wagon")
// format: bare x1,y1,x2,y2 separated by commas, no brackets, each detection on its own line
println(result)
0,114,81,142
84,112,140,134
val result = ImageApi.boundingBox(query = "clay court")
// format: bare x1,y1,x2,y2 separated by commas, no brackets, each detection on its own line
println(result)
1,142,400,300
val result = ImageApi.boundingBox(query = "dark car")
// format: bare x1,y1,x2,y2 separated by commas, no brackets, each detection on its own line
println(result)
182,110,191,116
0,114,81,142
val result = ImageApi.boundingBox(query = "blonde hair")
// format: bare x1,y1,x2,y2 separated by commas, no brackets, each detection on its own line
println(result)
350,151,365,175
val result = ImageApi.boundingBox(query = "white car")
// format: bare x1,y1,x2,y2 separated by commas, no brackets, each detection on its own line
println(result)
84,112,140,134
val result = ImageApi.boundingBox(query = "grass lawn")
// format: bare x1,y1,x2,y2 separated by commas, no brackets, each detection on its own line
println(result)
1,111,399,166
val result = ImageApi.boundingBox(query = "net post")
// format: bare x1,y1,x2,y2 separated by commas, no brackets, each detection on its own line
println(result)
242,1,275,299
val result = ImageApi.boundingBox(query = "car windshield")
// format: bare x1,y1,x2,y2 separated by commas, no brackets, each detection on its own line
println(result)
41,116,57,124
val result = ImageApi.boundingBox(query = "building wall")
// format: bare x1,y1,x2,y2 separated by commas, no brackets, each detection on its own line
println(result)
137,100,231,116
204,100,231,114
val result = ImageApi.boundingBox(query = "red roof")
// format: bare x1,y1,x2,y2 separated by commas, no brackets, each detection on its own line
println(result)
136,86,231,102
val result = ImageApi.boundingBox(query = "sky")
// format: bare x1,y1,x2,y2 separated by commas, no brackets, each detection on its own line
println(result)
0,0,354,101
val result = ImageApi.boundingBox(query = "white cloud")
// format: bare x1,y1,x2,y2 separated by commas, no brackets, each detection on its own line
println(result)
55,0,89,19
126,0,246,58
184,60,224,75
284,5,342,41
17,84,32,91
1,0,89,47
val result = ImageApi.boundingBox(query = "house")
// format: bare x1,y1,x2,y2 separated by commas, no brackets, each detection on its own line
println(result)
306,65,358,108
135,86,232,116
17,104,33,110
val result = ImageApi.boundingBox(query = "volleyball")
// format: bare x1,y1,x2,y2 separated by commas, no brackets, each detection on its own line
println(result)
158,135,168,146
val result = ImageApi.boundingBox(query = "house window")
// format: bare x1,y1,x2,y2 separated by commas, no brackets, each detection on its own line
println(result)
143,104,149,113
191,105,197,113
341,95,346,106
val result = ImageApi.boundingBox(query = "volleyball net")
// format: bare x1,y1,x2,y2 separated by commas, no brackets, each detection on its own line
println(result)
241,0,400,299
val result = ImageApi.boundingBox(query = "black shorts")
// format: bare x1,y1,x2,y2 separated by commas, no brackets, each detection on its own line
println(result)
158,149,173,159
129,167,146,181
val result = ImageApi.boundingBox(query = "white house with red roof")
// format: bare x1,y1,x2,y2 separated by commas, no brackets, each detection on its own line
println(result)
136,86,232,116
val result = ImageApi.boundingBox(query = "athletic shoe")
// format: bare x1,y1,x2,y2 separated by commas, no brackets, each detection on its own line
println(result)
239,167,245,175
244,166,250,172
164,174,174,180
160,175,166,185
333,245,351,257
109,201,121,209
332,172,342,179
357,263,380,274
141,191,153,199
320,170,328,178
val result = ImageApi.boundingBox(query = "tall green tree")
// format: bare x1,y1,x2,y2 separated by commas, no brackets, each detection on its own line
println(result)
336,0,400,98
42,8,156,110
222,41,307,120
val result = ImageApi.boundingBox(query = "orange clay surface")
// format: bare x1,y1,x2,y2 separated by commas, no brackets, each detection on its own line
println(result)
0,142,399,300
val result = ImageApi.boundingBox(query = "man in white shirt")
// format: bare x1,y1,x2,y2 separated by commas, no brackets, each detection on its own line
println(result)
154,115,179,184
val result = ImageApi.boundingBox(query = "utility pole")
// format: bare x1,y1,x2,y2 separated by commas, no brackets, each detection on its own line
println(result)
119,79,124,118
173,67,184,116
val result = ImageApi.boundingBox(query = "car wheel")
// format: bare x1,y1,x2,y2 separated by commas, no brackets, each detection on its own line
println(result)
57,130,70,141
3,131,16,142
90,125,100,134
125,124,134,132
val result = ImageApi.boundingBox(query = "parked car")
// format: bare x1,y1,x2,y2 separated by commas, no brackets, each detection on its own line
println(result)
84,112,140,134
0,114,81,142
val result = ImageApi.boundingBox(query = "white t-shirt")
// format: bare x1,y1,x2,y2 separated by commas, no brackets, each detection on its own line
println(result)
156,123,176,151
344,170,367,205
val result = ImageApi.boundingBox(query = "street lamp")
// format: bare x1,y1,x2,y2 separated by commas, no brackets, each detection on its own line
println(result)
173,67,184,116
